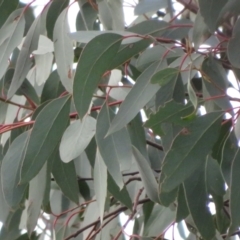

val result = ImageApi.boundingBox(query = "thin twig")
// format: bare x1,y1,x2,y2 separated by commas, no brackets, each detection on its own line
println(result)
0,96,33,110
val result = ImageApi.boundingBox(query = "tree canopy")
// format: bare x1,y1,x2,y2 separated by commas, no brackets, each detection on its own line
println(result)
0,0,240,239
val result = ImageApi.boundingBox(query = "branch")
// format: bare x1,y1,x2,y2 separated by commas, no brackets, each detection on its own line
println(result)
146,140,163,151
0,96,34,110
176,0,198,13
64,198,150,240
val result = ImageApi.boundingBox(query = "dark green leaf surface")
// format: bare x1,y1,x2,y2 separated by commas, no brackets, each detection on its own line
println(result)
184,165,216,240
160,112,222,192
108,61,166,135
151,68,179,86
73,33,122,119
1,131,29,208
52,149,79,204
145,100,194,136
96,103,132,188
132,147,159,203
20,95,71,183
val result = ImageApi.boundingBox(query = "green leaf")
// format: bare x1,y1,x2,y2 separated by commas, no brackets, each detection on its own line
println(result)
107,174,132,210
132,146,159,203
198,0,226,32
145,100,194,136
73,33,122,119
1,131,29,208
229,148,240,233
176,184,189,222
0,0,18,29
94,149,107,222
41,69,65,103
206,156,225,197
20,95,71,184
187,70,198,110
184,165,216,240
108,61,166,135
160,112,223,192
46,0,69,39
228,18,240,69
201,57,231,113
52,149,79,204
59,116,96,163
134,0,168,15
151,68,179,86
96,103,132,188
7,5,49,99
76,2,97,31
0,9,25,80
27,162,47,235
53,8,74,93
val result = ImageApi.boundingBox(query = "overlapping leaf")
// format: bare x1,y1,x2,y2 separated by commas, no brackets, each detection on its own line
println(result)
160,112,223,192
1,131,29,208
108,61,166,135
20,95,71,183
53,8,73,93
94,149,107,222
73,33,122,119
59,116,96,163
7,5,50,99
96,103,132,188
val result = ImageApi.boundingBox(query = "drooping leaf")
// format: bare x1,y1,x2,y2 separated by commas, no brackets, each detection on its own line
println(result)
108,61,166,135
27,162,47,235
20,95,71,184
96,103,132,188
52,149,79,204
94,149,107,222
107,174,132,210
76,2,97,31
145,100,194,136
0,9,25,80
198,0,226,32
7,5,50,99
160,112,223,192
1,131,29,208
183,164,216,240
228,18,240,69
132,147,159,203
73,33,122,119
176,184,189,222
201,57,232,113
59,116,96,163
229,148,240,233
0,0,18,29
134,0,168,15
53,8,74,93
46,0,69,39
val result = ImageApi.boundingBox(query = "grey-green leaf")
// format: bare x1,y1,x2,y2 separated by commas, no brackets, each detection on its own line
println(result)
1,131,29,208
60,116,96,163
52,149,79,204
160,112,222,192
73,33,122,119
94,149,107,222
20,95,71,184
132,147,159,203
108,61,166,135
53,8,73,93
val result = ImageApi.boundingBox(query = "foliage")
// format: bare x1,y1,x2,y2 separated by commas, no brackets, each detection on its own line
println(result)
1,0,240,239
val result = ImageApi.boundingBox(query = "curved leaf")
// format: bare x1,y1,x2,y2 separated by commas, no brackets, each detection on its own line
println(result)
1,131,29,208
160,112,223,192
53,8,73,93
108,61,166,135
132,147,159,203
60,116,96,163
20,95,71,184
73,33,122,119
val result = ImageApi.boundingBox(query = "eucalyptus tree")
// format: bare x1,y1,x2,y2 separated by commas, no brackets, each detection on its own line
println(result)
0,0,239,239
